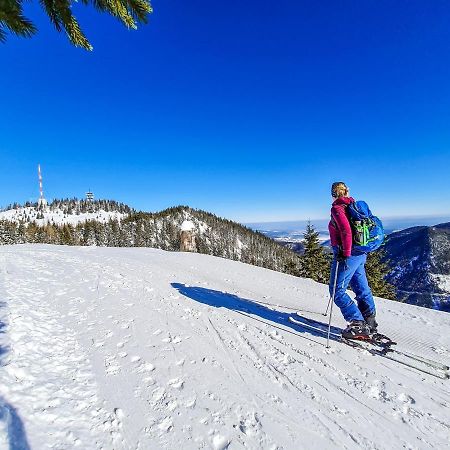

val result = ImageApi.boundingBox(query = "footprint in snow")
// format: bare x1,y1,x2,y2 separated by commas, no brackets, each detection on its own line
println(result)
157,416,173,434
167,400,178,411
151,387,167,405
104,356,121,376
367,380,388,402
105,364,121,376
114,408,125,419
167,378,184,390
211,434,230,450
184,397,196,408
143,376,156,386
393,395,418,417
238,412,261,437
136,362,155,374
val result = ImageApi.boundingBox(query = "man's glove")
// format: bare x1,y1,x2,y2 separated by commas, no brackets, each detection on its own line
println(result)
336,250,349,268
336,253,347,262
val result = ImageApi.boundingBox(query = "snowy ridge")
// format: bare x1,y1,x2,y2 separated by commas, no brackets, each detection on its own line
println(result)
0,206,128,226
1,245,449,449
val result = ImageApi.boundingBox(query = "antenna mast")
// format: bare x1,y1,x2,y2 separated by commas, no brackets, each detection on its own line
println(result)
37,164,47,208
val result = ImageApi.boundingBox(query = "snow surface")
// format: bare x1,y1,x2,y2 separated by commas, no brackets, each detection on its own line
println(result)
0,207,127,226
1,245,449,449
431,273,450,293
181,221,196,232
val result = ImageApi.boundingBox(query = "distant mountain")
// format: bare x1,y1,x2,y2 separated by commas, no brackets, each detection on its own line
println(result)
0,200,302,277
278,240,305,254
384,223,450,312
276,239,332,255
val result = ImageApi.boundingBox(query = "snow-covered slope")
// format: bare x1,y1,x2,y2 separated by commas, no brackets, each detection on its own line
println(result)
1,245,449,449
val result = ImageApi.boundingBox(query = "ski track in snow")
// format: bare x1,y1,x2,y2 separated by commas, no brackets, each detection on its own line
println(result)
0,244,449,449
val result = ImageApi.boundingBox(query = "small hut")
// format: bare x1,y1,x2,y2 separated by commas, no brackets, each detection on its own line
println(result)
180,220,197,252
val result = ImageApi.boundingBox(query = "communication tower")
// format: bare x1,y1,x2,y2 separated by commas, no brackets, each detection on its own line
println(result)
37,164,47,208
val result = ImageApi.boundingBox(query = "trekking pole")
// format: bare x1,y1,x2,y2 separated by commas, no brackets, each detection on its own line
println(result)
323,292,332,317
326,261,340,349
323,259,338,316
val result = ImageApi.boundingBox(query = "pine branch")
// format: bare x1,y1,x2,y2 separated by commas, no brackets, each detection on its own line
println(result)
65,14,92,50
1,0,152,48
40,0,93,50
0,0,37,41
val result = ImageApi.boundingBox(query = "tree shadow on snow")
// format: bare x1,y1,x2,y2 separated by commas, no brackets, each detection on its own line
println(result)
0,302,31,450
171,283,342,345
0,397,31,450
0,301,9,367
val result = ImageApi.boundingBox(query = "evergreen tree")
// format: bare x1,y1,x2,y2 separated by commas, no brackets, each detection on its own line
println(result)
60,224,74,245
365,246,397,300
284,259,302,277
300,221,331,284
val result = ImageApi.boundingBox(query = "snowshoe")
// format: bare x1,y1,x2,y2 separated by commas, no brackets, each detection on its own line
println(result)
341,320,371,340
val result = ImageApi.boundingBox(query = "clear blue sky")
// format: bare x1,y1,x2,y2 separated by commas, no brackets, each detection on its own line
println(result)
1,0,450,222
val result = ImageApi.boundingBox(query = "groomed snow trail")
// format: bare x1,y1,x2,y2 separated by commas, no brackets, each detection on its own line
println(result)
1,245,449,450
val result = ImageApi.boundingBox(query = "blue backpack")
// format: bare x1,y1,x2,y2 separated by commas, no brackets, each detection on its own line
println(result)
346,201,384,252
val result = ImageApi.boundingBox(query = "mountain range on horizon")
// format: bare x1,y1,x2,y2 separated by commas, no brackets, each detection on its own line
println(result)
247,215,450,242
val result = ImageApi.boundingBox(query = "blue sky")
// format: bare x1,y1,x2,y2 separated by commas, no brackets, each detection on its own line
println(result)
1,0,450,222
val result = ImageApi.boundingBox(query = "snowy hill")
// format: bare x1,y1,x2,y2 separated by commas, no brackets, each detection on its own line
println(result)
1,245,449,449
0,199,131,226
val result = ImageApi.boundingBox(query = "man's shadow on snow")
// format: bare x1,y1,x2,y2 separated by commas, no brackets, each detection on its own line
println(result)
0,301,31,450
171,283,342,343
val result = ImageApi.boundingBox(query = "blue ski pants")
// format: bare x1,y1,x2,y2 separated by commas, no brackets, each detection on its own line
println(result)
329,248,376,322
